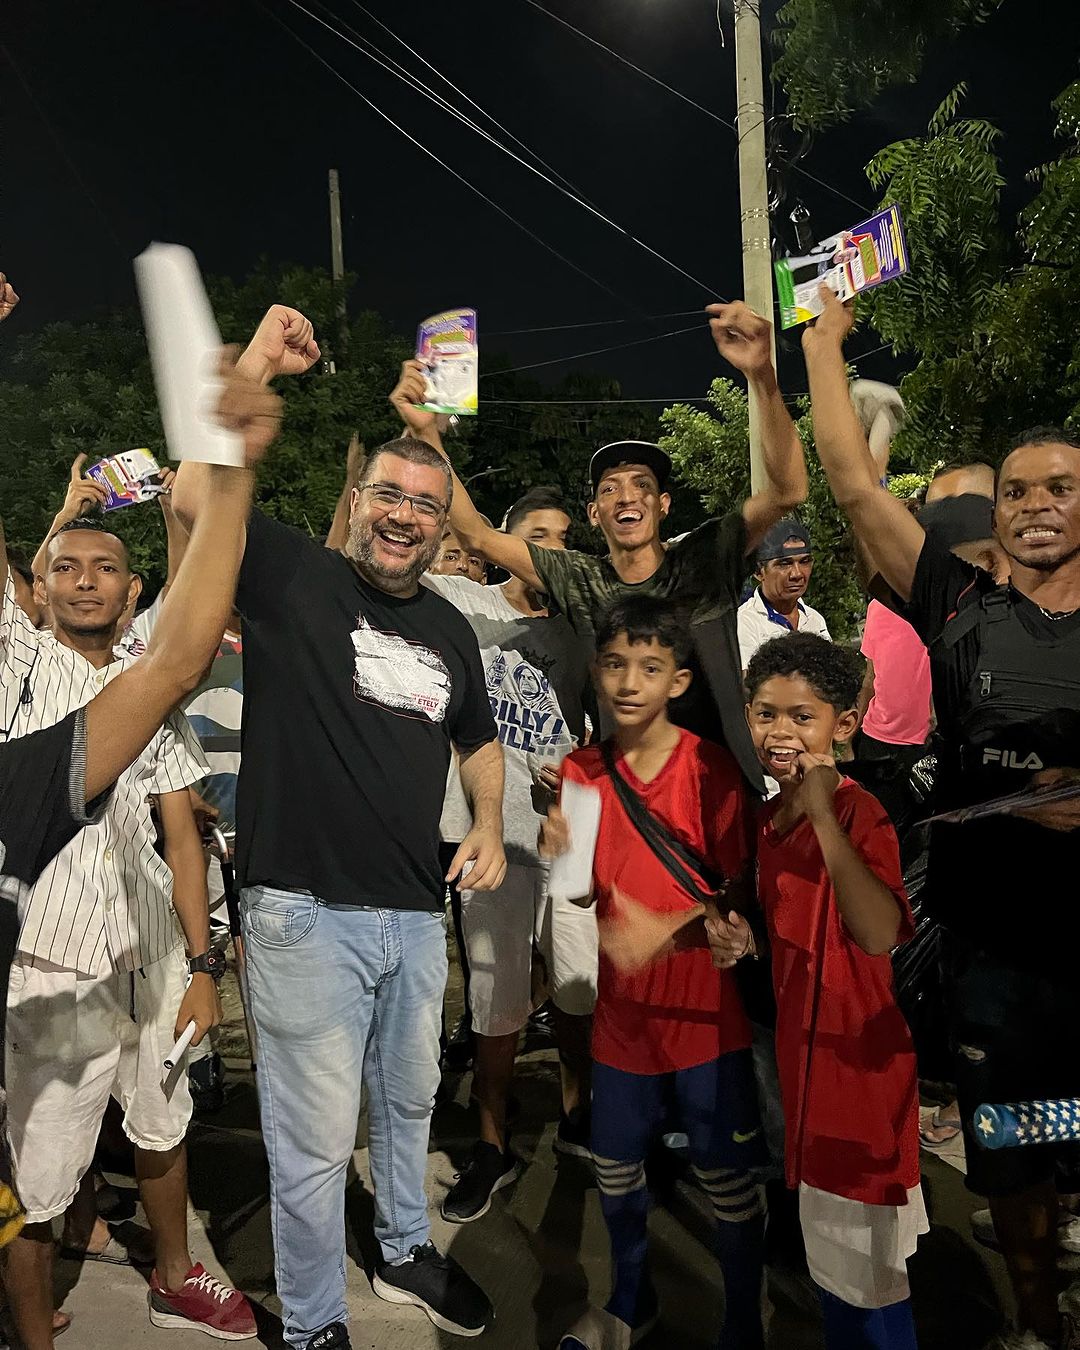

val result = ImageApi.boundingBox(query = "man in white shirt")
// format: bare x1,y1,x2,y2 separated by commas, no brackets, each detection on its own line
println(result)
736,518,831,671
2,516,256,1347
422,485,598,1223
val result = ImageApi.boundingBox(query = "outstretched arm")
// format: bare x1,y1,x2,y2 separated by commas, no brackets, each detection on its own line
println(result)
31,454,110,579
172,305,320,532
82,363,281,800
802,289,925,602
389,362,544,591
707,302,808,553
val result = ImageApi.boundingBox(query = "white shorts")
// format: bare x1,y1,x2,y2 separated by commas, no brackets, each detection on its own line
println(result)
799,1182,929,1309
6,945,193,1223
462,862,597,1037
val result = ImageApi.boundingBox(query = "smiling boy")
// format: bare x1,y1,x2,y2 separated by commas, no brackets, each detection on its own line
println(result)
541,595,767,1350
711,631,923,1350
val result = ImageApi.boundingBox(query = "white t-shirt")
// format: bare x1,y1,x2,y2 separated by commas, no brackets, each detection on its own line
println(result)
737,588,832,671
422,576,589,865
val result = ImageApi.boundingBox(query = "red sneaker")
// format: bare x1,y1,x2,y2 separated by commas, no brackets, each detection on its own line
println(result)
148,1263,257,1340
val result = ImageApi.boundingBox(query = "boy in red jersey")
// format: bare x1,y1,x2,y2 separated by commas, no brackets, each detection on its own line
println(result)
541,596,767,1350
712,631,924,1350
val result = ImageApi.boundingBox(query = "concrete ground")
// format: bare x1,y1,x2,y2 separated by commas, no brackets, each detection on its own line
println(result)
25,963,1026,1350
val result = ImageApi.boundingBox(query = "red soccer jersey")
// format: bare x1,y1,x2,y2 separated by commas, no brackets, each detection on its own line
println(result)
562,730,752,1075
758,780,919,1205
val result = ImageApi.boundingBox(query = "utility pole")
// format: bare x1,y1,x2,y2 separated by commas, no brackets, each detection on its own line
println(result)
328,168,348,367
733,0,775,492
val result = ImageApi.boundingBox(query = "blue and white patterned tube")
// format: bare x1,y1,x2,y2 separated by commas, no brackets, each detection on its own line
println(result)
973,1100,1080,1150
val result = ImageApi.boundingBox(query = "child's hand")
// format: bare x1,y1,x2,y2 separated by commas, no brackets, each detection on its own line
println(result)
792,752,841,823
538,803,571,859
705,910,754,970
600,887,704,974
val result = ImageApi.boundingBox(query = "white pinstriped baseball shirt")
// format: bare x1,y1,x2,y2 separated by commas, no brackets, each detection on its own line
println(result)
0,577,208,975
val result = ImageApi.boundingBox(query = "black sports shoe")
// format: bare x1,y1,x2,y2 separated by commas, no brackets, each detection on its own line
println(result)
441,1142,520,1224
553,1107,592,1160
373,1242,491,1338
522,1001,557,1053
303,1324,351,1350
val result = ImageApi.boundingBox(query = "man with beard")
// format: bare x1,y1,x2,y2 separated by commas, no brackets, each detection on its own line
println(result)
803,286,1080,1350
172,306,506,1350
391,301,808,792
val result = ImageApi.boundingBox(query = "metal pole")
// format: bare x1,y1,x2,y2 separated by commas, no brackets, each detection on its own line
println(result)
328,168,348,365
733,0,775,492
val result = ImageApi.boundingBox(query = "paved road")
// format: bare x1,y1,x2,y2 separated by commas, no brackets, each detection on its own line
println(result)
39,1044,1022,1350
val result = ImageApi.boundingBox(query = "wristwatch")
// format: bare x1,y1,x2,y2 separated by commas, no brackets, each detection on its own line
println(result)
188,950,227,982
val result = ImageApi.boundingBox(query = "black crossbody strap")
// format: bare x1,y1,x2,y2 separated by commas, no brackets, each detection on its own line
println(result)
600,741,723,907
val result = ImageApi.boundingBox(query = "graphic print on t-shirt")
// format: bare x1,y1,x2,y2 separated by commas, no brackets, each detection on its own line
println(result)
485,651,566,755
350,614,451,722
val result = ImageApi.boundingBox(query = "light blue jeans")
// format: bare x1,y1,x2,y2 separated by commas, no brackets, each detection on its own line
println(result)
240,886,447,1347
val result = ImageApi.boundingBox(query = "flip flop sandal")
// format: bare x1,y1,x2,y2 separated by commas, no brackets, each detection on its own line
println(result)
59,1232,153,1266
919,1107,962,1149
558,1305,660,1350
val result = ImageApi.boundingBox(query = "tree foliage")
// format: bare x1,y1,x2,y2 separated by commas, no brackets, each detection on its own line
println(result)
659,380,864,640
0,263,693,590
772,0,1003,133
864,79,1080,468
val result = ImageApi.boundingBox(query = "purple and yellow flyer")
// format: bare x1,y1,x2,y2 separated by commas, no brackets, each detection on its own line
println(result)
775,205,909,328
86,447,164,511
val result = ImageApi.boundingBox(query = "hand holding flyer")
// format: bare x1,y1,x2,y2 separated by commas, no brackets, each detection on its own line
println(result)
86,448,165,511
415,308,478,416
775,205,909,328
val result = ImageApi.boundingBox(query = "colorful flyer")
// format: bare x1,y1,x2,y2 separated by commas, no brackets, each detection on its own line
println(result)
86,447,164,511
774,205,909,328
415,308,478,416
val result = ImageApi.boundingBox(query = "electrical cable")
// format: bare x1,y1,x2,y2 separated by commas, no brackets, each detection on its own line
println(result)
258,2,642,313
480,323,704,378
521,0,871,216
283,0,728,297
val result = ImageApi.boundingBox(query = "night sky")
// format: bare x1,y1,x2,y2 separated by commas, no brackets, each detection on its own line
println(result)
3,0,1078,398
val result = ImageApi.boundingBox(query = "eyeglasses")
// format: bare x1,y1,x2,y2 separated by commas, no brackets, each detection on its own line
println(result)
361,485,448,522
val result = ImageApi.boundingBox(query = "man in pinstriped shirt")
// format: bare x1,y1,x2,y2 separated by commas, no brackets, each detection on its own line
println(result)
0,517,257,1346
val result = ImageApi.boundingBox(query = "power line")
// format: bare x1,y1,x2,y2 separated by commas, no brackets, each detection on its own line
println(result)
343,0,593,204
258,2,641,314
521,0,871,217
281,0,728,300
485,309,704,337
481,323,704,378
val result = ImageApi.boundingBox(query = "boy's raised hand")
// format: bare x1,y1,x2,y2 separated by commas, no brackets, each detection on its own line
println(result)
792,752,841,823
705,910,753,970
538,802,571,859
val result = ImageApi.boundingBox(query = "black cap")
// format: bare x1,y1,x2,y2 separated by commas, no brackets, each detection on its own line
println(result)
919,493,993,549
589,441,672,494
755,517,813,565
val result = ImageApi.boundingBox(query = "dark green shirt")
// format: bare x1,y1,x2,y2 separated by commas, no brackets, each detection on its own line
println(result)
527,514,764,791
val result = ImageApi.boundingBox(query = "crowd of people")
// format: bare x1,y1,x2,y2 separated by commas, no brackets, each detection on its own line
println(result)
0,269,1079,1350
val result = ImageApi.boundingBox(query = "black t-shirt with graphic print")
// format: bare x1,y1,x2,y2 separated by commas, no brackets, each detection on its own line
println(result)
235,512,498,910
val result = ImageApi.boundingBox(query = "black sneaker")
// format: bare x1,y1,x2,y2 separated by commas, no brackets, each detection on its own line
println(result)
373,1242,491,1338
522,1001,557,1054
553,1107,592,1160
303,1324,351,1350
441,1142,520,1224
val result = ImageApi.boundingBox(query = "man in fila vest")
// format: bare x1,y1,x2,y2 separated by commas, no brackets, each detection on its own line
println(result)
805,286,1080,1350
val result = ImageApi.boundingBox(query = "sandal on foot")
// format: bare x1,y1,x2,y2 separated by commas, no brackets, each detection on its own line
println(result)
60,1225,154,1267
919,1107,962,1149
559,1305,660,1350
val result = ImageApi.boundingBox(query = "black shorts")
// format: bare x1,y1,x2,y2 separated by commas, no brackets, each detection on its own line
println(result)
951,946,1080,1197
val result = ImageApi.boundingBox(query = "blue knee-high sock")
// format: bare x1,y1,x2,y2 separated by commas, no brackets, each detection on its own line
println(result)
693,1167,765,1350
819,1289,918,1350
596,1175,654,1328
714,1212,766,1350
